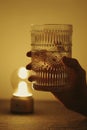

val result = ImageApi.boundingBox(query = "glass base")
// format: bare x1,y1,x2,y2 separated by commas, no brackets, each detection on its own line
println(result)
33,83,71,92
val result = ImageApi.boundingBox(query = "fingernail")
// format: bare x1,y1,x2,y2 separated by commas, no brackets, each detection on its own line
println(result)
26,64,32,70
26,51,31,57
28,77,32,82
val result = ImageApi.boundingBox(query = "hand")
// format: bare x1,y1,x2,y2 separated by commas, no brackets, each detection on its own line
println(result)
52,57,87,116
26,51,87,115
52,57,87,108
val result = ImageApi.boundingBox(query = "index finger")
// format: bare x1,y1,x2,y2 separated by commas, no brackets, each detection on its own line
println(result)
26,51,32,57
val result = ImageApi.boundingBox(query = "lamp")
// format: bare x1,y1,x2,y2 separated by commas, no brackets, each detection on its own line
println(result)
10,67,34,113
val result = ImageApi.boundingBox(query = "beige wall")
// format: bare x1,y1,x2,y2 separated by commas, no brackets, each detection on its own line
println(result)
0,0,87,100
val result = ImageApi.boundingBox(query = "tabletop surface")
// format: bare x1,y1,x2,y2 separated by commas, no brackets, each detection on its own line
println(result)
0,99,87,130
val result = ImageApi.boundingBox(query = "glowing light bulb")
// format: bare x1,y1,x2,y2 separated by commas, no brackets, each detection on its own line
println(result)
13,81,32,97
10,67,34,113
11,66,32,96
18,67,29,79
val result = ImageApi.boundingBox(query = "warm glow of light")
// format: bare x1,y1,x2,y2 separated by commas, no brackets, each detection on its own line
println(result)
18,67,28,79
13,81,32,97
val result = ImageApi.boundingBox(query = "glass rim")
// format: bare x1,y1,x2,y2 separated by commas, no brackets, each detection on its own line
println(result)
31,23,72,26
31,24,73,31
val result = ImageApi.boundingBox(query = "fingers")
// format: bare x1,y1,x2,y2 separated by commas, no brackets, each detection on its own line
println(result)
26,51,32,57
26,63,32,70
28,75,38,82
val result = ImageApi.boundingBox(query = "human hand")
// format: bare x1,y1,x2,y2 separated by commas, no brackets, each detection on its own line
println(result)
26,51,86,91
26,51,87,115
52,57,87,116
26,51,77,87
51,57,86,108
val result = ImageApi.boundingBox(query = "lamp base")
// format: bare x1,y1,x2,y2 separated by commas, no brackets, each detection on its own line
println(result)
10,96,34,113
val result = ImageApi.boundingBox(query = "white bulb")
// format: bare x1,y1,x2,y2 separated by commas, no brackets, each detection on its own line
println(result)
13,81,32,97
18,67,29,79
11,67,33,97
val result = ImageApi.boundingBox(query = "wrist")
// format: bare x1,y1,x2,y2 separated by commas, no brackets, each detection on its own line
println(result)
52,85,87,116
66,89,87,116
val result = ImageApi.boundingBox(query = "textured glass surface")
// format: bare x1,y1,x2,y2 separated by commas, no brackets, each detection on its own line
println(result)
31,24,73,91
